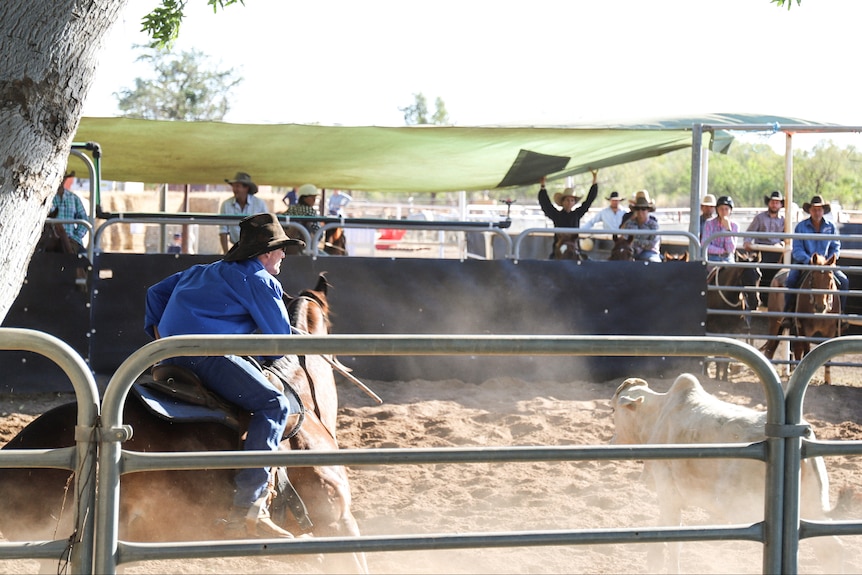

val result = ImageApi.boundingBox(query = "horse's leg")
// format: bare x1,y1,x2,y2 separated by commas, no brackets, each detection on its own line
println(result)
287,416,368,573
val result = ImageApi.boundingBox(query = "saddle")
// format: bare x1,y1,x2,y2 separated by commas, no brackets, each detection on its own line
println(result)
132,359,305,440
132,359,314,532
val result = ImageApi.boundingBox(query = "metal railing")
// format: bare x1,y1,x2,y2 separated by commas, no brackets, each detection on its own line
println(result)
5,329,862,574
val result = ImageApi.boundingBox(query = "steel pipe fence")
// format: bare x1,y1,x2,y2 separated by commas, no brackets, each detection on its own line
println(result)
7,330,862,574
0,328,100,573
94,334,787,574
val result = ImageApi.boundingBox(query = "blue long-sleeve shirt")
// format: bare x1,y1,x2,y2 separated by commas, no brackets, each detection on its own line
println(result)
791,217,840,264
144,259,292,358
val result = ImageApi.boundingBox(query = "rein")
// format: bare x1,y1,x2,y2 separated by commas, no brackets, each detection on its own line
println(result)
711,267,744,309
288,295,383,405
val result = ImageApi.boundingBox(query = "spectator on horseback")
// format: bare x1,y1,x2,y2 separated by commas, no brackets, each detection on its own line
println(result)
145,213,305,539
219,172,268,255
537,169,599,259
49,170,88,255
622,190,662,262
286,183,323,238
702,195,738,266
783,195,849,316
744,190,787,308
581,190,628,240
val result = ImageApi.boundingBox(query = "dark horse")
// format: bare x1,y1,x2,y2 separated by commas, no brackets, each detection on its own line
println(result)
759,253,841,384
0,274,368,573
609,235,635,261
324,227,348,255
553,233,586,260
705,251,760,380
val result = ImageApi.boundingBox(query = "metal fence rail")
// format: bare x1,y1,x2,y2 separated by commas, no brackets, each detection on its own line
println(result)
4,329,862,574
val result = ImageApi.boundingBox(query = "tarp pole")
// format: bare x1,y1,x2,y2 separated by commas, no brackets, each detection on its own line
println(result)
784,133,794,265
690,124,704,257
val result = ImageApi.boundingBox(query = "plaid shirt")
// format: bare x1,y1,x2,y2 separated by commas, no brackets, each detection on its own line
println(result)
51,189,88,246
744,211,785,246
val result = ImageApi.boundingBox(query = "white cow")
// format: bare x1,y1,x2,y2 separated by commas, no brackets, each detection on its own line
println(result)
610,373,842,573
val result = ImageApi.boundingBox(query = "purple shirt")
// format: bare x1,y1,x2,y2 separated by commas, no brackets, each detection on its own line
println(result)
702,218,738,255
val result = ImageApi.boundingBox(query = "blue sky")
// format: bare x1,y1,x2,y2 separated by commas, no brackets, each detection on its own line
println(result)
83,0,862,148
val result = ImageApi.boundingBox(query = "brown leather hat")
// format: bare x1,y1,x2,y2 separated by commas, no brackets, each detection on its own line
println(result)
223,213,304,262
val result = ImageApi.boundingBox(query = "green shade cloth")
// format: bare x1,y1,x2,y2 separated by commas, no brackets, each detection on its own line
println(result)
73,113,826,193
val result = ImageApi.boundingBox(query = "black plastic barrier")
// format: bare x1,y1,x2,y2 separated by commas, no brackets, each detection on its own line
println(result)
3,254,707,391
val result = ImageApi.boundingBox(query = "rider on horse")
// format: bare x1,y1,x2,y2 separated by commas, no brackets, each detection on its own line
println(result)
783,195,849,317
144,213,305,539
537,170,599,259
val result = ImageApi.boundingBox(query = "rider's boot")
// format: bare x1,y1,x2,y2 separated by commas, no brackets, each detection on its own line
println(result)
226,491,296,539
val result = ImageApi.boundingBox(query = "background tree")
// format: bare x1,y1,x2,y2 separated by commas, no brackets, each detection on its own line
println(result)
400,93,450,126
115,46,242,121
0,0,238,321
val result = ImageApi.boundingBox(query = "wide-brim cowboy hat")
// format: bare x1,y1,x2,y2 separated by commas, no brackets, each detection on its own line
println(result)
225,171,259,195
700,194,716,207
606,191,623,201
553,188,581,206
802,195,831,214
297,183,319,199
223,213,305,262
764,190,785,206
629,189,656,212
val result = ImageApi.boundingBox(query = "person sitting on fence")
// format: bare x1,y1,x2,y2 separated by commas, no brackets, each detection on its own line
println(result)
145,213,305,539
537,170,599,259
702,195,738,266
783,195,849,317
622,190,662,262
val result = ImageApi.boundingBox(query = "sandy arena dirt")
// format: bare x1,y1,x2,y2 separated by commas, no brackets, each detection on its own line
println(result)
2,362,862,574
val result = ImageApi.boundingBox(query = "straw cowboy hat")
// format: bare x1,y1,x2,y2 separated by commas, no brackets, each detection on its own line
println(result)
225,172,259,195
553,188,581,206
802,195,831,214
297,183,319,199
606,191,623,201
700,194,717,207
223,213,304,262
764,190,785,206
629,190,656,211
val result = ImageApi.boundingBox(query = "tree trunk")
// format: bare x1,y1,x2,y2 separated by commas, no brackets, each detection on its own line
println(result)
0,0,127,321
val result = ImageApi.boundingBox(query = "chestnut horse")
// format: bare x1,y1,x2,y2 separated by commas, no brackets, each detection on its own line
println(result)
663,250,689,262
760,254,841,383
0,274,368,573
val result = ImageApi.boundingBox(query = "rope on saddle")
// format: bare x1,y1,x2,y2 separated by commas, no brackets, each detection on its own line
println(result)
710,266,744,309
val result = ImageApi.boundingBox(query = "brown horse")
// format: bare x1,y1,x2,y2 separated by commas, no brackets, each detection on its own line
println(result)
608,235,634,261
0,274,368,573
663,250,689,262
705,251,759,380
760,254,841,383
553,233,585,260
324,227,348,255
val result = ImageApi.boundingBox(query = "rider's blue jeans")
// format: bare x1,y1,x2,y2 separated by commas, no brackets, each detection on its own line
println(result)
167,354,290,508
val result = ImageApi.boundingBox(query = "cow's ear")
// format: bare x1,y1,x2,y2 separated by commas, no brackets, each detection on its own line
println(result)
827,254,837,266
618,395,644,409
